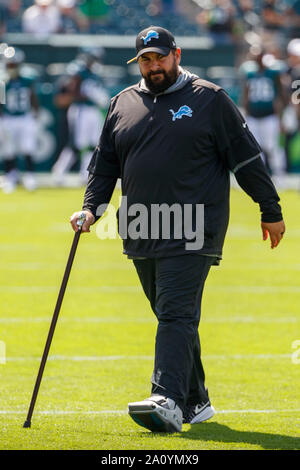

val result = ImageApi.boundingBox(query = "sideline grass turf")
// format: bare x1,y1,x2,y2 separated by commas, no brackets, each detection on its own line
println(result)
0,186,299,450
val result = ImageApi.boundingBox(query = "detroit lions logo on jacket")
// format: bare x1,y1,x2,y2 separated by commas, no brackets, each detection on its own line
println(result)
169,105,193,121
141,30,159,44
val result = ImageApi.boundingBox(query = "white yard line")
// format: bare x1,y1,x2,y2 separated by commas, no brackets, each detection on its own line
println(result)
1,285,300,294
216,409,300,414
4,353,292,362
0,316,297,324
5,355,153,362
0,286,142,293
0,408,299,416
3,261,300,271
4,262,132,271
0,316,155,324
208,286,300,293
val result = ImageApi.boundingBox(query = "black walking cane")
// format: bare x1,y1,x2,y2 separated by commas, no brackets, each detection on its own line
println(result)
23,212,86,428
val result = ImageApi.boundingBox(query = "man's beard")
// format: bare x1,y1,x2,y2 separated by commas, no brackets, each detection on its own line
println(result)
142,59,179,94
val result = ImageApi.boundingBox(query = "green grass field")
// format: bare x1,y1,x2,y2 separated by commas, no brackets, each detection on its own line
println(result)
0,185,299,450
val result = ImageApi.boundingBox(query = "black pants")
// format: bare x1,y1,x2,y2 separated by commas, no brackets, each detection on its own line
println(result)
133,254,214,410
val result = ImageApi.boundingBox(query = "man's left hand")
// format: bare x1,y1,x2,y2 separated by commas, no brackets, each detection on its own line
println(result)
261,220,286,249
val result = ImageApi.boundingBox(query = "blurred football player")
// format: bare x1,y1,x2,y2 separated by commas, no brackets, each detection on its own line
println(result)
52,47,109,185
0,48,39,193
240,46,287,185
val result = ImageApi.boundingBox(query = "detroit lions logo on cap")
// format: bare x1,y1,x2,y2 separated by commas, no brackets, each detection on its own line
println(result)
141,30,159,45
169,105,193,121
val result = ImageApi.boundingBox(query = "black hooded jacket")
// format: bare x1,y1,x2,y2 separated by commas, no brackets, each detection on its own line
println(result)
83,70,282,261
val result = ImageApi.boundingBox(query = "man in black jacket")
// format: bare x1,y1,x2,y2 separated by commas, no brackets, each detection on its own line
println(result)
70,26,285,433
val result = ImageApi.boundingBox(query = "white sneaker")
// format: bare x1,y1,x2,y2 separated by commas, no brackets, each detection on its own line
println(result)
22,173,37,191
2,169,18,194
183,400,215,424
2,179,17,194
128,395,183,433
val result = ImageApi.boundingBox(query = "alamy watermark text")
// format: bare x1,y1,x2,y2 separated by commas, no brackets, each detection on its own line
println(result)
95,197,205,250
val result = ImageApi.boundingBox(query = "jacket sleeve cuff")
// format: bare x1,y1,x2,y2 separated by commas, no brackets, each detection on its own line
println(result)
260,200,283,223
82,205,100,222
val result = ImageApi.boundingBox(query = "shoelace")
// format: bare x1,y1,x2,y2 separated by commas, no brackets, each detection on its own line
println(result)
183,402,209,422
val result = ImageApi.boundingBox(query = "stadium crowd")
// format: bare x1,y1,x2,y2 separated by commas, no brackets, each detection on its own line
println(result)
1,0,300,192
0,0,300,39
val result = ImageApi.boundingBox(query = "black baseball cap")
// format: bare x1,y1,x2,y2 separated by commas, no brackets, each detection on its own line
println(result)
127,26,177,64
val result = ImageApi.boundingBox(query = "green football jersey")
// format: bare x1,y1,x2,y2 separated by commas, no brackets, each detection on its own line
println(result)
240,60,286,118
2,75,34,116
